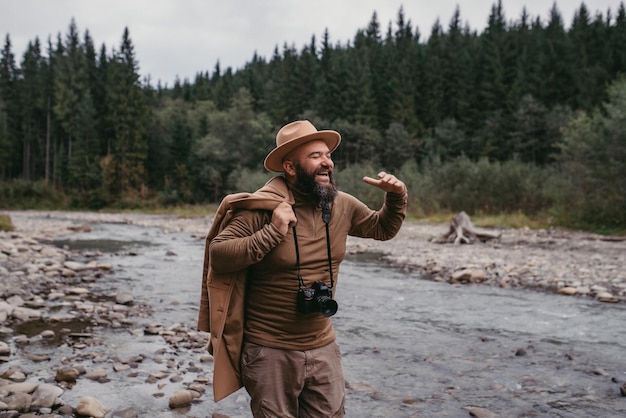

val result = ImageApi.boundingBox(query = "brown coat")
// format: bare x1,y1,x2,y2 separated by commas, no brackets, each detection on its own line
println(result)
197,176,294,401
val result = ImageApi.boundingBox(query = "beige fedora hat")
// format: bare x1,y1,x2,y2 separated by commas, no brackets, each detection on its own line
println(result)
264,120,341,172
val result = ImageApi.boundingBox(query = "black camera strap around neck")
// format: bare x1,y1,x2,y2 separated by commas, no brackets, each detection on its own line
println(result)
292,200,334,290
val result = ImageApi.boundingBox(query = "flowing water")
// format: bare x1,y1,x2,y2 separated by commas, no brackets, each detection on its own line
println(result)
14,216,626,417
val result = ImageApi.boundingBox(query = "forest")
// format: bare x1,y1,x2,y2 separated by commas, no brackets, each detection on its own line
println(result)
1,1,625,231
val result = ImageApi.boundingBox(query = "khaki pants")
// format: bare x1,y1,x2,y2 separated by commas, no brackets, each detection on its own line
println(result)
241,341,346,418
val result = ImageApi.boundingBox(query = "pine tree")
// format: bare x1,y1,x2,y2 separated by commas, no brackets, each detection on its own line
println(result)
610,3,626,75
18,38,46,180
387,7,421,135
540,3,575,108
54,18,88,165
0,34,20,179
102,27,148,200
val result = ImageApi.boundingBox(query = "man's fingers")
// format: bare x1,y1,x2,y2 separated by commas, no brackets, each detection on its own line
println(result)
362,172,405,193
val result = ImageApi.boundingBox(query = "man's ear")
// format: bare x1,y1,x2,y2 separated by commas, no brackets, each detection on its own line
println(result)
283,160,296,176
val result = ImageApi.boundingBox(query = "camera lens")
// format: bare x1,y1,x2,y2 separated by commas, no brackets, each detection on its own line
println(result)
316,296,338,317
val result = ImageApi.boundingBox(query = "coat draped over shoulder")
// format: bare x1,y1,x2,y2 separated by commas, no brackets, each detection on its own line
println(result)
197,176,293,401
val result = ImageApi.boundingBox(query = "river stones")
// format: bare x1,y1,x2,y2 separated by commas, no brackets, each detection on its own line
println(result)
168,390,193,408
76,396,110,418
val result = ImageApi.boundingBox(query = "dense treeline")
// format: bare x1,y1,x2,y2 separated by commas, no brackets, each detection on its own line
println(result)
1,1,625,230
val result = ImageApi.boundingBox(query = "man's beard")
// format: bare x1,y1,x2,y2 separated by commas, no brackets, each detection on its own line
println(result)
293,162,338,205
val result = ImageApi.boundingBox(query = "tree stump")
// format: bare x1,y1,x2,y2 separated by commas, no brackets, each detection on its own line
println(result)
434,211,501,245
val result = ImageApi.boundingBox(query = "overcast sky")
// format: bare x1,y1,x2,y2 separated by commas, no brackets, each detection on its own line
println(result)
1,0,622,86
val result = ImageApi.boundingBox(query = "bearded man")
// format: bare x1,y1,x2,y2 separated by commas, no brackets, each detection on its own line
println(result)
198,120,407,417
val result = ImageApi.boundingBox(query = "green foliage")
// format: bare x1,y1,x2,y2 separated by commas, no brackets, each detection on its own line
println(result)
335,162,385,209
0,179,68,208
0,213,13,231
229,168,274,193
555,76,626,229
404,156,557,216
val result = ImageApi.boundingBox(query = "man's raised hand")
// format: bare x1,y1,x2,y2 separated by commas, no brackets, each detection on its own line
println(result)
362,171,406,194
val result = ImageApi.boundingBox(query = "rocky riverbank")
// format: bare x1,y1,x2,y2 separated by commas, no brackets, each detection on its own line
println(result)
1,210,624,417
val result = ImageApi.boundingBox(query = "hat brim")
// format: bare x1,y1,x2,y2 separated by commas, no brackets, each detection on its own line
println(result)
264,130,341,172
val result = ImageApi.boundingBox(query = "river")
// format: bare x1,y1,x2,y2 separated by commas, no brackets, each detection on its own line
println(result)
28,216,626,417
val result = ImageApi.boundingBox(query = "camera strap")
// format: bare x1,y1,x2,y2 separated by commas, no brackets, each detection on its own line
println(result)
292,200,334,290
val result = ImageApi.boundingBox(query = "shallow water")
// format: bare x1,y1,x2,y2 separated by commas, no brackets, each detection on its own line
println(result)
18,216,626,417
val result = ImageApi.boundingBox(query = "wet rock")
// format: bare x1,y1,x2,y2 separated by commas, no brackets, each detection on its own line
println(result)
76,396,109,418
6,371,27,382
55,367,80,382
39,329,55,339
30,383,64,408
451,268,486,283
597,292,619,303
3,392,32,412
468,407,496,418
111,406,139,418
168,390,193,409
0,341,9,356
57,404,74,415
11,306,42,321
620,382,626,396
115,292,134,305
515,348,527,356
85,367,108,381
558,286,577,295
0,382,38,394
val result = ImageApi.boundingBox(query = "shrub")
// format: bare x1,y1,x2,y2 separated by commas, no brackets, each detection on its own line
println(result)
0,214,14,231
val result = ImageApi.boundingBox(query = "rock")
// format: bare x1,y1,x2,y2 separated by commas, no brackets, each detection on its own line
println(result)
3,392,32,412
31,383,64,408
7,370,27,382
115,292,134,305
55,367,80,382
64,261,88,271
168,390,193,409
0,340,10,356
597,292,619,303
469,407,497,418
451,268,487,283
620,382,626,396
0,382,38,394
40,329,56,339
85,367,109,381
558,286,577,295
76,396,110,418
111,407,140,418
11,306,42,321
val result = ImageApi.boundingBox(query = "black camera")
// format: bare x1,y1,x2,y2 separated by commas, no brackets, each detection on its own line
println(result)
297,280,338,317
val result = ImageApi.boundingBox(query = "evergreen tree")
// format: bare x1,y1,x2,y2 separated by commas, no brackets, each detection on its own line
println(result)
362,12,385,130
54,18,88,165
315,30,344,122
441,7,472,129
18,38,46,180
347,30,377,125
422,19,445,130
0,34,20,179
102,27,147,200
569,4,610,110
387,7,421,135
610,3,626,75
540,3,575,107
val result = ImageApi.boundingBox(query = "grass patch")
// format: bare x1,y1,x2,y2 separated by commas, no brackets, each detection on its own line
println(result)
0,214,15,231
412,210,555,230
107,204,219,218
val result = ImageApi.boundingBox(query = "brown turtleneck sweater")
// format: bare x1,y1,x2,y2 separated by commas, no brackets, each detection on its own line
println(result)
210,181,407,350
